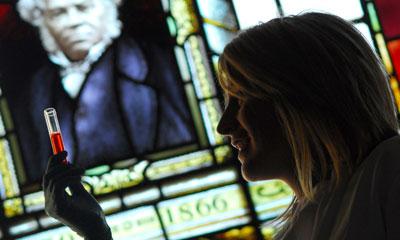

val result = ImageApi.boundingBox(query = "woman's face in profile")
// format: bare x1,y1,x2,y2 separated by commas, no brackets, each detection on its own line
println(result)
217,95,294,182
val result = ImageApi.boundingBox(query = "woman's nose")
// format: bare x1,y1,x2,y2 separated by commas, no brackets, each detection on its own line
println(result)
217,110,235,135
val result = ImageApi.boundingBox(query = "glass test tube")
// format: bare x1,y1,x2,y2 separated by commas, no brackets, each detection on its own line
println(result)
44,108,68,164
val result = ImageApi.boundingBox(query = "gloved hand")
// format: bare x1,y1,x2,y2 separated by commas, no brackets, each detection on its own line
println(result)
43,151,113,240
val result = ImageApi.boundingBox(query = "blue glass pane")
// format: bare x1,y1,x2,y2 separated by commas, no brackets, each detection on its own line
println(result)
203,23,236,54
196,0,237,29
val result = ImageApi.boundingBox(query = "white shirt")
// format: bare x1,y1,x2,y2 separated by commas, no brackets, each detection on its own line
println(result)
279,135,400,240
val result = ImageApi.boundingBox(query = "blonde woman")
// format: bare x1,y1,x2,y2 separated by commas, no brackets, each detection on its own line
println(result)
43,12,400,239
217,12,400,239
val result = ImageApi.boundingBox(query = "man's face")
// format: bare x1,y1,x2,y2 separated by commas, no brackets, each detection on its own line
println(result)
43,0,108,61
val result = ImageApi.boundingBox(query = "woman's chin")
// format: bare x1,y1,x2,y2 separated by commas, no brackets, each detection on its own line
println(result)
241,162,264,181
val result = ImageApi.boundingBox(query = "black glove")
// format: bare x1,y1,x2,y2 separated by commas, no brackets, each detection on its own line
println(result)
43,151,113,240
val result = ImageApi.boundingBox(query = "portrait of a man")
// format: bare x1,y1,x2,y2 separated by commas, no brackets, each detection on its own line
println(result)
3,0,196,181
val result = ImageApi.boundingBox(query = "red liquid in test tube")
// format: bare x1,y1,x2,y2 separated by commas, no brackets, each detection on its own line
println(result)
44,108,68,164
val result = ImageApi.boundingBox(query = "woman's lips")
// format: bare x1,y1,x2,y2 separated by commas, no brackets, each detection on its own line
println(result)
231,138,249,151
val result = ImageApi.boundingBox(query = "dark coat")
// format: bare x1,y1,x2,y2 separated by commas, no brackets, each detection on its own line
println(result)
22,37,195,180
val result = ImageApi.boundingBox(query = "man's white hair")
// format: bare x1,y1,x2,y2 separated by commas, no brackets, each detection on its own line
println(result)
16,0,122,54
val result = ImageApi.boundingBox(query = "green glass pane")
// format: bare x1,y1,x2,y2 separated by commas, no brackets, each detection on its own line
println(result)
83,161,147,195
85,165,110,176
146,149,213,180
23,191,45,213
166,16,177,37
367,3,381,32
106,206,164,239
158,184,250,239
161,167,237,197
248,180,293,221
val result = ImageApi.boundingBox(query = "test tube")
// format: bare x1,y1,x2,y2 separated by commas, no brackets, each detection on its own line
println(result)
44,108,68,164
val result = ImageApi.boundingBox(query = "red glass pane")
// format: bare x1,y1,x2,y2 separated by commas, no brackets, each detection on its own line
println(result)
375,0,400,39
0,4,11,24
388,39,400,75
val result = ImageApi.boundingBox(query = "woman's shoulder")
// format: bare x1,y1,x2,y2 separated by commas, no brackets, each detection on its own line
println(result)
362,135,400,201
368,135,400,171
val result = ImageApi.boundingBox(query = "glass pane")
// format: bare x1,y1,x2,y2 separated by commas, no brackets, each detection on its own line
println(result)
166,16,177,37
376,33,394,74
248,180,293,221
161,0,170,12
0,98,13,131
388,39,400,75
0,114,5,137
17,226,82,240
214,145,232,164
367,3,381,32
23,191,44,213
106,206,165,240
158,184,250,239
20,206,166,240
38,215,59,228
9,219,39,236
99,196,122,214
375,0,400,39
389,76,400,112
185,84,208,147
170,0,199,44
232,0,280,29
203,23,236,54
161,167,237,197
3,197,23,218
280,0,364,21
184,36,217,98
354,22,375,50
261,221,281,240
204,226,258,240
0,138,19,198
196,0,237,29
82,161,148,195
146,149,213,180
122,187,160,207
174,46,191,82
200,99,223,145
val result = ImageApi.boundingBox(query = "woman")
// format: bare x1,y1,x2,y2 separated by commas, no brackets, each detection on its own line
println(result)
43,13,400,239
217,12,400,239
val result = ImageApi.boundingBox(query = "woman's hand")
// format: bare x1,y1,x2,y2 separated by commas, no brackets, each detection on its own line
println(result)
43,151,113,240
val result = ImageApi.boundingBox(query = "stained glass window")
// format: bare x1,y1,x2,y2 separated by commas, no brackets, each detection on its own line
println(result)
1,1,400,239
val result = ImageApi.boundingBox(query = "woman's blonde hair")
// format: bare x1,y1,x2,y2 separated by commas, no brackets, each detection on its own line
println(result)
218,12,399,228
